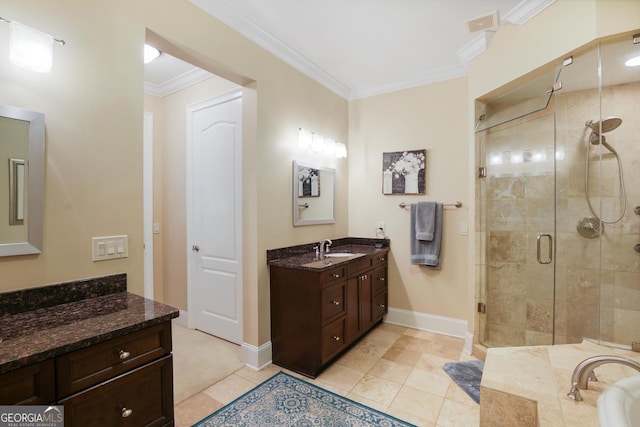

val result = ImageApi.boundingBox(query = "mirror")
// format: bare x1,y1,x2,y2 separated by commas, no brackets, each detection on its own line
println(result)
293,161,335,226
0,105,44,256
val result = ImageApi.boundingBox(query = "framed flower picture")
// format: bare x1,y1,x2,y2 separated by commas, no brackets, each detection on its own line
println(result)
382,149,426,194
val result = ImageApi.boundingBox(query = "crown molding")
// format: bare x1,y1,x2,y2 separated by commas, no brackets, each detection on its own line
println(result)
350,64,468,100
191,0,352,99
144,67,214,98
503,0,556,25
456,0,556,69
190,0,557,101
456,31,496,68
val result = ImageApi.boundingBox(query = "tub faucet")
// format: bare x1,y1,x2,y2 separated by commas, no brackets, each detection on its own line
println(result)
319,239,332,261
567,355,640,401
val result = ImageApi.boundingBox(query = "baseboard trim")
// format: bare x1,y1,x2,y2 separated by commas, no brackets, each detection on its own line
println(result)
385,307,473,353
172,310,189,328
241,341,272,371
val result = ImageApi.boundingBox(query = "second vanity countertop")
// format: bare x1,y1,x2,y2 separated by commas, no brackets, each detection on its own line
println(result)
0,275,179,375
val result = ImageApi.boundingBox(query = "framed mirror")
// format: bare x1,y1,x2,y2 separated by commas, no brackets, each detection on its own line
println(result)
0,105,44,256
293,161,335,226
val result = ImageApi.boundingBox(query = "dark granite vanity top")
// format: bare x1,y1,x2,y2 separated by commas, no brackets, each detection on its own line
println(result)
0,274,179,375
267,237,390,272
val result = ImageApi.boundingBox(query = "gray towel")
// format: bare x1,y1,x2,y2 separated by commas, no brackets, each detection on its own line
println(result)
415,201,437,241
410,202,443,268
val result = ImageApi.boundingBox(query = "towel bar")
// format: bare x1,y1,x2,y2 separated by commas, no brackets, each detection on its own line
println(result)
399,201,462,209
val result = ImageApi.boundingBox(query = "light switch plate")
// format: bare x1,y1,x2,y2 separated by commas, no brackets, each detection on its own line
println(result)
92,235,128,261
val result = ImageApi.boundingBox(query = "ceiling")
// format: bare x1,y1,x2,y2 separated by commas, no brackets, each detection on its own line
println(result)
145,0,557,99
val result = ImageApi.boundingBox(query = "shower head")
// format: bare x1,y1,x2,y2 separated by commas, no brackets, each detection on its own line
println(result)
586,117,622,150
585,117,622,134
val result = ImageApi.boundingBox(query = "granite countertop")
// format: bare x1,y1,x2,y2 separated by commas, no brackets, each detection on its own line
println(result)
0,275,179,375
268,244,389,272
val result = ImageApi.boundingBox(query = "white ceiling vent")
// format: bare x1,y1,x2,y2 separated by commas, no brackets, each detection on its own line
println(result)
465,11,500,33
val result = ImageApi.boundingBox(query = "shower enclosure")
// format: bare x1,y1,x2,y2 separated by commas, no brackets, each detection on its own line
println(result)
475,32,640,349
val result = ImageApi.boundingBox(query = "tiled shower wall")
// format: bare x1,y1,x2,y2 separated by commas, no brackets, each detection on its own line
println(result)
477,81,640,348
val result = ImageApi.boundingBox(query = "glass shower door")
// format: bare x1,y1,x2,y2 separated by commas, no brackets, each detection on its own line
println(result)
479,112,557,347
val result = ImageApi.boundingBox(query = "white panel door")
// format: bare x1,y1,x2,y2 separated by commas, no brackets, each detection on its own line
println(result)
187,90,242,344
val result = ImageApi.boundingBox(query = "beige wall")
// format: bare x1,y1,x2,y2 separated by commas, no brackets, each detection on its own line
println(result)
348,79,471,322
0,1,145,292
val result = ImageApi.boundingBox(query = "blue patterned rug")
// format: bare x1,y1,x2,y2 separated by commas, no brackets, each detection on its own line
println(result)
443,360,484,404
192,371,416,426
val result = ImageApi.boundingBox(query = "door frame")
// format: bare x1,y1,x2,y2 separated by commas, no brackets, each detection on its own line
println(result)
143,111,154,301
185,89,244,339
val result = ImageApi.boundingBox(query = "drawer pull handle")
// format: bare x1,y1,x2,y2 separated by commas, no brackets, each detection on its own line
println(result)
333,336,340,341
332,273,340,278
121,408,133,418
330,300,340,305
379,277,385,281
379,257,385,261
378,304,386,309
119,350,131,360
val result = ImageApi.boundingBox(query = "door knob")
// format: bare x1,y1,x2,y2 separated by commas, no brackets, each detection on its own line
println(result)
192,245,200,252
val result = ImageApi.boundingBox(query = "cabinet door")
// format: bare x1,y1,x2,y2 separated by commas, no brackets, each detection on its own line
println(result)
359,272,374,333
346,276,361,343
60,355,173,427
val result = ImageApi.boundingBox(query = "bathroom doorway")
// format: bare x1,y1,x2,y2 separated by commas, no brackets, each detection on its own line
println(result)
143,45,245,345
475,32,640,350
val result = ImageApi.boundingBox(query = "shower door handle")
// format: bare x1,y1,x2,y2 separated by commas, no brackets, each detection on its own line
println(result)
536,234,553,264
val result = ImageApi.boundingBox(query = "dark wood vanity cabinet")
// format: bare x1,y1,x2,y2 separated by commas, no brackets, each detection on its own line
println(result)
0,321,174,426
270,250,388,378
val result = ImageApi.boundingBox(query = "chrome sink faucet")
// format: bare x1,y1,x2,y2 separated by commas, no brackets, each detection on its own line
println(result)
567,355,640,401
319,239,332,261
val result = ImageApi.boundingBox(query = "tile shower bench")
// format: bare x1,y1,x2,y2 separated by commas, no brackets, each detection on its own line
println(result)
0,273,179,426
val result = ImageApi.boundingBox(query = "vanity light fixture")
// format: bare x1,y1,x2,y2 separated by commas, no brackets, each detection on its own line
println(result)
144,44,161,64
1,17,65,73
298,127,347,158
625,55,640,67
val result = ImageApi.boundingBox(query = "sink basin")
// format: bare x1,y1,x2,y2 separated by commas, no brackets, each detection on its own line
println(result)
598,375,640,427
324,252,363,258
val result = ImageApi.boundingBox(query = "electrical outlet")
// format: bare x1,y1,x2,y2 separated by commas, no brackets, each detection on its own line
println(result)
377,221,385,232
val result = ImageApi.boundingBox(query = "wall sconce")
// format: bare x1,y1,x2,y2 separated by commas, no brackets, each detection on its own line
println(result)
1,17,65,73
298,128,347,158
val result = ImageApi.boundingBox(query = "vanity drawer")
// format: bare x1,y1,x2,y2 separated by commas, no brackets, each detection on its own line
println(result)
321,317,346,363
373,292,388,322
322,281,346,324
347,256,372,277
321,265,346,285
60,354,173,427
0,359,55,405
372,251,388,266
372,266,387,295
56,322,172,397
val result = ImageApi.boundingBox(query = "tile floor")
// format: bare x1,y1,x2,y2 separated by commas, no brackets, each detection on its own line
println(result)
174,323,480,427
